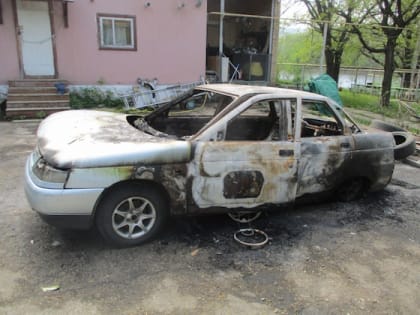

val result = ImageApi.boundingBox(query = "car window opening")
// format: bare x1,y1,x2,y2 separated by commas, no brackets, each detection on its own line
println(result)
225,99,293,142
300,101,344,137
131,89,234,139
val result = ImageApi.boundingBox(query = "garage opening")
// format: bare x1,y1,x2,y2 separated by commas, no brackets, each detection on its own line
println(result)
206,0,275,83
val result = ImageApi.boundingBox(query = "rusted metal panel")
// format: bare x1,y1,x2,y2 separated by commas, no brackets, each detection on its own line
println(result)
65,163,189,213
156,164,188,213
351,133,395,191
297,136,350,196
189,141,298,209
37,110,191,169
296,132,395,197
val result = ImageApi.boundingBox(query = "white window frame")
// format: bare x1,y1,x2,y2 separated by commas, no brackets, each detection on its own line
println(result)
98,14,136,50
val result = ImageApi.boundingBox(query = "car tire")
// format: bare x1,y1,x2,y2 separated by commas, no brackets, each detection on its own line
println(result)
392,131,416,160
336,178,367,202
95,183,169,247
370,119,406,132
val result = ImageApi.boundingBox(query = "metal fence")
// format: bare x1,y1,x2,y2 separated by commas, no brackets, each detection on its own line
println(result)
276,63,420,102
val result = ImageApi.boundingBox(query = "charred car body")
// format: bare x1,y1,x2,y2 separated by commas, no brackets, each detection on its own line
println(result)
24,84,414,246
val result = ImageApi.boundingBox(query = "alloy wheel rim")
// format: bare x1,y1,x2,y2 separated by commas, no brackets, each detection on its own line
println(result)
112,196,156,239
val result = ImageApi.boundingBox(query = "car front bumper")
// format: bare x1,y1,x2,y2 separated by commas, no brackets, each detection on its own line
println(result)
24,154,104,229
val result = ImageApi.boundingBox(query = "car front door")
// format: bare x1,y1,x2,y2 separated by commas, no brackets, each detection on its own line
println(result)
189,96,299,209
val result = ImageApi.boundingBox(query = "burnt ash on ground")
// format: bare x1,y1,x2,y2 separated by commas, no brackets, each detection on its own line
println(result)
143,182,420,271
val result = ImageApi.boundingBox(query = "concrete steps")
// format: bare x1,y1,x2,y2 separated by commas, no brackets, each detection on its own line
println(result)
6,79,71,119
8,79,69,88
8,93,70,102
8,87,57,94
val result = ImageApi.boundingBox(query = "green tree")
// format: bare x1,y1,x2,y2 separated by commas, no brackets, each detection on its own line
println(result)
277,30,322,82
277,31,322,64
396,20,420,87
341,35,378,67
301,0,372,82
350,0,420,106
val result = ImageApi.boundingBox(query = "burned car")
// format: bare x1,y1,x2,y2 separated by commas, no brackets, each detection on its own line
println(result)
24,84,415,246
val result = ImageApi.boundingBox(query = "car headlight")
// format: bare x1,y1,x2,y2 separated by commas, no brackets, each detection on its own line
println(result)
32,158,69,183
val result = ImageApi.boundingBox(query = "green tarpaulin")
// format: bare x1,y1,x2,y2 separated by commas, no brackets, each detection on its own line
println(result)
308,74,343,107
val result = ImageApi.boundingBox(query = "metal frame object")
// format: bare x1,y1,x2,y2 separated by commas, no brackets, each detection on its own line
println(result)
228,211,262,223
234,228,269,248
121,80,205,109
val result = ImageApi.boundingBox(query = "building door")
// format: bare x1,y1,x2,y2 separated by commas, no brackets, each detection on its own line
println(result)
16,0,55,76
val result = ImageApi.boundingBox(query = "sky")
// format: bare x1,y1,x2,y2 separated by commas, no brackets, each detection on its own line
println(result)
280,0,309,33
280,0,307,18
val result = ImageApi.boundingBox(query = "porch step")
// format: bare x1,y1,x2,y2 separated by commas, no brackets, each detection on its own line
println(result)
6,79,70,119
8,93,70,102
8,86,58,94
8,79,69,88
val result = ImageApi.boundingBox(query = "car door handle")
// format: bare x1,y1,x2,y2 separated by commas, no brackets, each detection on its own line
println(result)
279,150,294,157
340,142,350,148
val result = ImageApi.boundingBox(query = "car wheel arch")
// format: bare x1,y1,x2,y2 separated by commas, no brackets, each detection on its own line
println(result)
92,179,171,219
93,179,171,247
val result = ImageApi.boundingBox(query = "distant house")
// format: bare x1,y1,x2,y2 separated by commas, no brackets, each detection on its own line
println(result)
0,0,279,116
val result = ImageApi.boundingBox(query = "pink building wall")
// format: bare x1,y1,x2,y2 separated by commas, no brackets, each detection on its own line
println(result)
0,0,20,84
0,0,207,85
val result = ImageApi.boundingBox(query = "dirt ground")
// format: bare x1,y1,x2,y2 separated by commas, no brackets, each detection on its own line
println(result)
0,120,419,315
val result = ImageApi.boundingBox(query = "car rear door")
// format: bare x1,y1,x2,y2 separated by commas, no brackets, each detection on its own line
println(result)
296,99,354,197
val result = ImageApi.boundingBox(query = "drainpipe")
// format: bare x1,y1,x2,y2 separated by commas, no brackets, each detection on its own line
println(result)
219,0,224,81
269,0,281,84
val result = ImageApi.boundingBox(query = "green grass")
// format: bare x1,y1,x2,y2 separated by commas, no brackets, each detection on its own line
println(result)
352,116,372,127
339,90,399,116
340,89,420,115
340,89,420,135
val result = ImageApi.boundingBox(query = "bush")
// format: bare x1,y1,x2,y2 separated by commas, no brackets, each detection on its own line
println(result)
70,88,124,109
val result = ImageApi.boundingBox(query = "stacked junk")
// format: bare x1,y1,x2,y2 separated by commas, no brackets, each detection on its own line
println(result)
121,78,206,109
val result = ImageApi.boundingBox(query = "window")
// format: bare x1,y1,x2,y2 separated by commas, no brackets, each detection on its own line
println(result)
145,90,234,138
167,92,232,118
98,14,136,50
225,100,291,141
300,101,343,137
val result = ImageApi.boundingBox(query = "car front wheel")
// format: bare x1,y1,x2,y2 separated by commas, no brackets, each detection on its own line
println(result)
96,184,168,247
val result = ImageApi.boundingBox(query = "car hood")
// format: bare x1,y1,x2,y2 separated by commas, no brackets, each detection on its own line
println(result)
37,110,191,169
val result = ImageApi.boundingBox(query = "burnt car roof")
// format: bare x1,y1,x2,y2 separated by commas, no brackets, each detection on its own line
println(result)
147,84,340,122
196,84,330,101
